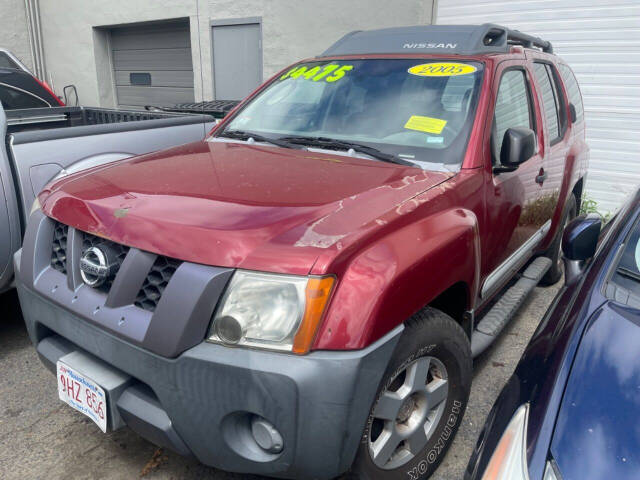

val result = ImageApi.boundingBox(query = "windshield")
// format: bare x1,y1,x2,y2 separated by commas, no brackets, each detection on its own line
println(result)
221,59,484,169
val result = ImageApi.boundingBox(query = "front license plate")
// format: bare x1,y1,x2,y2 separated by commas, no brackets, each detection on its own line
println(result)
57,361,107,432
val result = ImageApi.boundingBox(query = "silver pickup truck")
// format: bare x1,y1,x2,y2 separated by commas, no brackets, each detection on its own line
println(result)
0,105,214,294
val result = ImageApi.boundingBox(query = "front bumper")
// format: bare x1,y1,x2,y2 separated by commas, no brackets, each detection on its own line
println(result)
15,212,402,479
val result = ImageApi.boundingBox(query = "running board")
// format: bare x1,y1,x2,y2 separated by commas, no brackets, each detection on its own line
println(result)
471,257,552,357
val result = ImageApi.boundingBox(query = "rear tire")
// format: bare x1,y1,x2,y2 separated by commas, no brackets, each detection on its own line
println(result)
540,194,577,286
349,308,472,480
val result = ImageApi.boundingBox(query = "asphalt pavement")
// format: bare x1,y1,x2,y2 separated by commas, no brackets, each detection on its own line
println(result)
0,281,560,480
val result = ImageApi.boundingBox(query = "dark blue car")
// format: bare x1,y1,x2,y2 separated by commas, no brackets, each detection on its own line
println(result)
466,187,640,480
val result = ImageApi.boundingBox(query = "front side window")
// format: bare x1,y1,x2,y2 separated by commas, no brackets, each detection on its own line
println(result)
221,59,485,169
492,69,534,162
0,84,50,110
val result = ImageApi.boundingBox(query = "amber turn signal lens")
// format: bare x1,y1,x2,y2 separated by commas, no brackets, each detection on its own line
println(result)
292,276,335,354
481,404,529,480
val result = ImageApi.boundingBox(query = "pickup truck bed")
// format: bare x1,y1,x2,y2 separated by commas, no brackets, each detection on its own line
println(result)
0,105,214,293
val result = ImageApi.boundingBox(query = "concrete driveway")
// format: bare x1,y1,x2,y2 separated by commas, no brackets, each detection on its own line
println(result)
0,282,560,480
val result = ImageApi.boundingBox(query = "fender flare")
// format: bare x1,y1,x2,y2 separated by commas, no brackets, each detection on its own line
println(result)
313,207,480,350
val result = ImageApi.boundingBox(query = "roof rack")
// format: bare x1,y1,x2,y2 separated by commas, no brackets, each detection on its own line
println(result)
506,28,553,53
319,23,553,57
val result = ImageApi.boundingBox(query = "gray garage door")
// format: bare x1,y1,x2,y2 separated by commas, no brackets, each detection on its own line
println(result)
111,21,195,109
212,22,262,100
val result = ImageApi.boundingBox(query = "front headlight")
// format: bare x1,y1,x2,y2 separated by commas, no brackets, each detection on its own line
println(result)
207,270,335,354
482,404,530,480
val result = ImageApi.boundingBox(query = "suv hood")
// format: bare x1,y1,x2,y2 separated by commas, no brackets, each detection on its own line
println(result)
40,140,451,275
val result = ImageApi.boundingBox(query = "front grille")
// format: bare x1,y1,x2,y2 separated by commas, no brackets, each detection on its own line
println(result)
81,231,130,292
135,256,182,312
50,221,180,312
51,223,69,274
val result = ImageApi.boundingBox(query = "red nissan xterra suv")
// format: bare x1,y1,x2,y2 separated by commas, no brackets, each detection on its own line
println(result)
16,24,587,479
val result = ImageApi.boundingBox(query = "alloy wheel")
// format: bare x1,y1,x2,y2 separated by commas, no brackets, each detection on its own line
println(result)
367,356,449,470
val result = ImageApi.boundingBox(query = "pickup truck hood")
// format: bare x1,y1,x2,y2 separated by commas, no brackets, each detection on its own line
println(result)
40,140,451,274
551,303,640,480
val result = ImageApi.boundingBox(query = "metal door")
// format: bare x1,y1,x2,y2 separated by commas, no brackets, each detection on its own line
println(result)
212,21,262,101
529,58,571,221
481,61,547,297
111,21,194,108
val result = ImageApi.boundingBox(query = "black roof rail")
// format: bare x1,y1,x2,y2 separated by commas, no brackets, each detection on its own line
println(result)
319,23,553,57
507,28,553,53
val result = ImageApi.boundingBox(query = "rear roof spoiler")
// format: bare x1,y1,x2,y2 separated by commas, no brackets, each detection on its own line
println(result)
319,23,553,57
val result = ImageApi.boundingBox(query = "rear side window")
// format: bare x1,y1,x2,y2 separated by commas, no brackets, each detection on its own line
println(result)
533,62,567,143
0,84,50,110
493,69,534,162
558,64,584,124
533,63,560,140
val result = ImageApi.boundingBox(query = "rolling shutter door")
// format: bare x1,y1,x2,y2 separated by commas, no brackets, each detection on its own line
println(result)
111,21,195,109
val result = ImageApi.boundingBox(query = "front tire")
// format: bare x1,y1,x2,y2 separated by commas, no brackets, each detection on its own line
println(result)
350,308,472,480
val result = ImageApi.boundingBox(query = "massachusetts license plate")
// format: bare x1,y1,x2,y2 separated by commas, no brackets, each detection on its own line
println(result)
57,361,107,432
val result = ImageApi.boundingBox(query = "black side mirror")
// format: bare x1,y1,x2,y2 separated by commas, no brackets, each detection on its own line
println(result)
495,127,536,173
569,103,577,124
562,214,601,284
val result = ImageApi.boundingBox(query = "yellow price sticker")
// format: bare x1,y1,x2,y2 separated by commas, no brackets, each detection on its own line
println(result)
404,115,448,134
408,62,477,77
280,64,353,83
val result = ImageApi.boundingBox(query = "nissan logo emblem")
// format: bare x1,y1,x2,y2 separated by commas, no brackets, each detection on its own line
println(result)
79,246,111,287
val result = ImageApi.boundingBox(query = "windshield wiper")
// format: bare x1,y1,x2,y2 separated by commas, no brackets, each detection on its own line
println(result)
279,135,415,166
219,130,298,150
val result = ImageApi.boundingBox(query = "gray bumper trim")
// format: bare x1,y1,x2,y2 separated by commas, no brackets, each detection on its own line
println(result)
17,275,402,479
36,334,192,455
117,384,192,457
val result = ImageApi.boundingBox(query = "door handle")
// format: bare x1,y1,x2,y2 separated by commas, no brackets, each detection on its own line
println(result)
536,170,547,185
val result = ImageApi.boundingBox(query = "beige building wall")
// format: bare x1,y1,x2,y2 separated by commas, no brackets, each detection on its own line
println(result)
0,0,34,71
35,0,434,107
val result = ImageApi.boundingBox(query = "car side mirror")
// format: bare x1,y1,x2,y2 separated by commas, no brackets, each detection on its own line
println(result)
568,103,577,124
562,214,601,285
495,127,536,173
